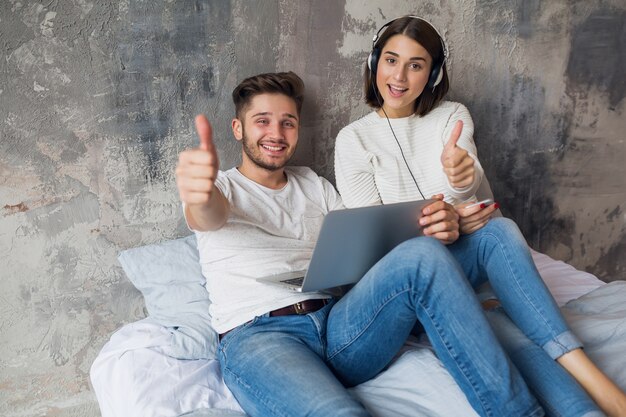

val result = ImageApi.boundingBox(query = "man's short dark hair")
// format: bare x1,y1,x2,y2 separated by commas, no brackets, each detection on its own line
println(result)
232,72,305,119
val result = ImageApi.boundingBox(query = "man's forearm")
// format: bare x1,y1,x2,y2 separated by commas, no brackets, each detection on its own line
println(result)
186,188,229,232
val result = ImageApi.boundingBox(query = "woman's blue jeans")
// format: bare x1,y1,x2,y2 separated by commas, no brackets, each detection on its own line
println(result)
486,307,604,417
454,218,602,417
218,222,555,417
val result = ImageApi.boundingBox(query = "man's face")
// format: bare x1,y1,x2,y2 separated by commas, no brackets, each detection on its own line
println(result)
234,93,299,171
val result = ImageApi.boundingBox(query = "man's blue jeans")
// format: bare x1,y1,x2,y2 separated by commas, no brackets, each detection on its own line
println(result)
217,218,581,417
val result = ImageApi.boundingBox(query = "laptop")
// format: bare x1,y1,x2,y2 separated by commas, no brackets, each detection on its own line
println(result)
256,199,434,292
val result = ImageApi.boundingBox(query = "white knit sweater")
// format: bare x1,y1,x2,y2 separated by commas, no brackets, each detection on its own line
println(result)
334,101,484,208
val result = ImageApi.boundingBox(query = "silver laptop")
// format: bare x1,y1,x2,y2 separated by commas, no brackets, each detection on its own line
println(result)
256,199,434,292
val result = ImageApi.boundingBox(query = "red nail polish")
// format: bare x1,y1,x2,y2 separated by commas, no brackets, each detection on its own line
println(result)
480,203,486,209
494,203,500,209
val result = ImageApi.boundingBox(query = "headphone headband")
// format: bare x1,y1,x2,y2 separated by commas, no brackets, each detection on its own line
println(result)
371,15,448,63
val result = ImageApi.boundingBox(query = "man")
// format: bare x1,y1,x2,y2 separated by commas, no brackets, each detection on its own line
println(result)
175,72,541,417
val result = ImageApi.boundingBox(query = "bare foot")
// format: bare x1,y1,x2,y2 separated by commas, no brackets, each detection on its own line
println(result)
558,349,626,417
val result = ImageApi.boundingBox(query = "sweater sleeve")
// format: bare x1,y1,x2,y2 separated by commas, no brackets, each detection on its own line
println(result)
441,103,484,201
334,127,382,208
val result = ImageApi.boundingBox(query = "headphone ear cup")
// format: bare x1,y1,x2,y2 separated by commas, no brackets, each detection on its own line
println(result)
368,47,380,74
428,62,444,88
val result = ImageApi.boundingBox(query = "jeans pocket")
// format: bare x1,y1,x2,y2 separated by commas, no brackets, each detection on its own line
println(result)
220,315,263,352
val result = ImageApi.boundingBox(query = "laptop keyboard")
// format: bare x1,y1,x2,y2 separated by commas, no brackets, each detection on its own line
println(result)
281,277,304,286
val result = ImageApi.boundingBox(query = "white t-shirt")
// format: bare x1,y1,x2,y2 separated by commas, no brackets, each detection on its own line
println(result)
190,166,344,333
334,101,484,208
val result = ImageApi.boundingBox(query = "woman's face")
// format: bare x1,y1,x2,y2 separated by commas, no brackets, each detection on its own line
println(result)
375,34,433,118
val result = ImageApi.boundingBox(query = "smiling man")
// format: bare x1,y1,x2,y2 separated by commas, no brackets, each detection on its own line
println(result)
174,72,541,417
234,92,298,173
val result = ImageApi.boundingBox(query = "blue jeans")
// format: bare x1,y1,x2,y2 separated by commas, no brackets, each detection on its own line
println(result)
486,308,604,417
448,217,582,360
218,235,543,417
450,217,602,417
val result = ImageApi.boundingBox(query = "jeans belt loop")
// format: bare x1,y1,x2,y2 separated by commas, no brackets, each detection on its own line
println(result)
294,302,305,314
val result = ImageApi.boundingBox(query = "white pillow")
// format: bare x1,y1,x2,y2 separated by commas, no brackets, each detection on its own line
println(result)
118,235,218,359
530,249,603,306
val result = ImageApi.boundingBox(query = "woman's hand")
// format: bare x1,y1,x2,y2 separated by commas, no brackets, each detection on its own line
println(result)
441,121,475,189
455,200,499,234
419,194,460,245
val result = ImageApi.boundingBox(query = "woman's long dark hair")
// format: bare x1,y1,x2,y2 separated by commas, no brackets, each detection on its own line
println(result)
364,16,450,117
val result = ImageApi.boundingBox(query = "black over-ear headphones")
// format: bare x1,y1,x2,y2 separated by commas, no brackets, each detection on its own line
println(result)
367,16,448,90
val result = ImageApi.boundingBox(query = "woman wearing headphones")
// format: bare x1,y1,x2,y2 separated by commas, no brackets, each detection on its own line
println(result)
334,15,626,417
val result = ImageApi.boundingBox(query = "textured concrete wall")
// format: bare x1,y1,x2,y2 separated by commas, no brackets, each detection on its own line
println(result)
0,1,624,415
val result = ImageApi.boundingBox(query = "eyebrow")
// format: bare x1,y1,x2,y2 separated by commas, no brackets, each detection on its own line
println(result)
383,51,427,62
251,111,298,121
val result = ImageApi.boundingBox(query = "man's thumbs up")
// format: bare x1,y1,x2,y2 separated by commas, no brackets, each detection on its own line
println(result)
196,115,213,152
440,120,475,189
175,115,220,206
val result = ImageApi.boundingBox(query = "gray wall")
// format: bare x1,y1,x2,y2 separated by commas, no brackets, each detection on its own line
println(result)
1,1,624,415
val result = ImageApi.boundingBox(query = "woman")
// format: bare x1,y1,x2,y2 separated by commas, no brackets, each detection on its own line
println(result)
334,15,626,417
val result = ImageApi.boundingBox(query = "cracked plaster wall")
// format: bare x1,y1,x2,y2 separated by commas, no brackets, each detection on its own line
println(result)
0,1,624,415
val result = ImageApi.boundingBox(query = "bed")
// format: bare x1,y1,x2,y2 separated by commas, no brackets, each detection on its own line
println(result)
90,233,626,417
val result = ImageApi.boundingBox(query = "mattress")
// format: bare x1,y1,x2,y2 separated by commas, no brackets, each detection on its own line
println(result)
91,249,623,417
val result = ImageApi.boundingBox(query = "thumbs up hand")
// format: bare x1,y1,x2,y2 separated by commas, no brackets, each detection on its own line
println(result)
440,120,475,189
176,115,220,206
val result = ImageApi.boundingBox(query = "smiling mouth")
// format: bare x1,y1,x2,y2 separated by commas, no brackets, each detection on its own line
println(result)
260,142,287,154
388,85,408,97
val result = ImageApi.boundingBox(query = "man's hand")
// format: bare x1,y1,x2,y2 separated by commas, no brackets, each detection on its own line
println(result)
441,121,475,189
176,115,219,205
175,115,227,231
456,200,499,234
419,194,460,245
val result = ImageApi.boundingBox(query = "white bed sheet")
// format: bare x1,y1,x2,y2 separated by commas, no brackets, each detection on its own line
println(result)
528,250,604,307
91,249,606,417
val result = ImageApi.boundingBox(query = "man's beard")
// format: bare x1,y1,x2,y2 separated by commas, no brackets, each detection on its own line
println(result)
241,128,295,171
